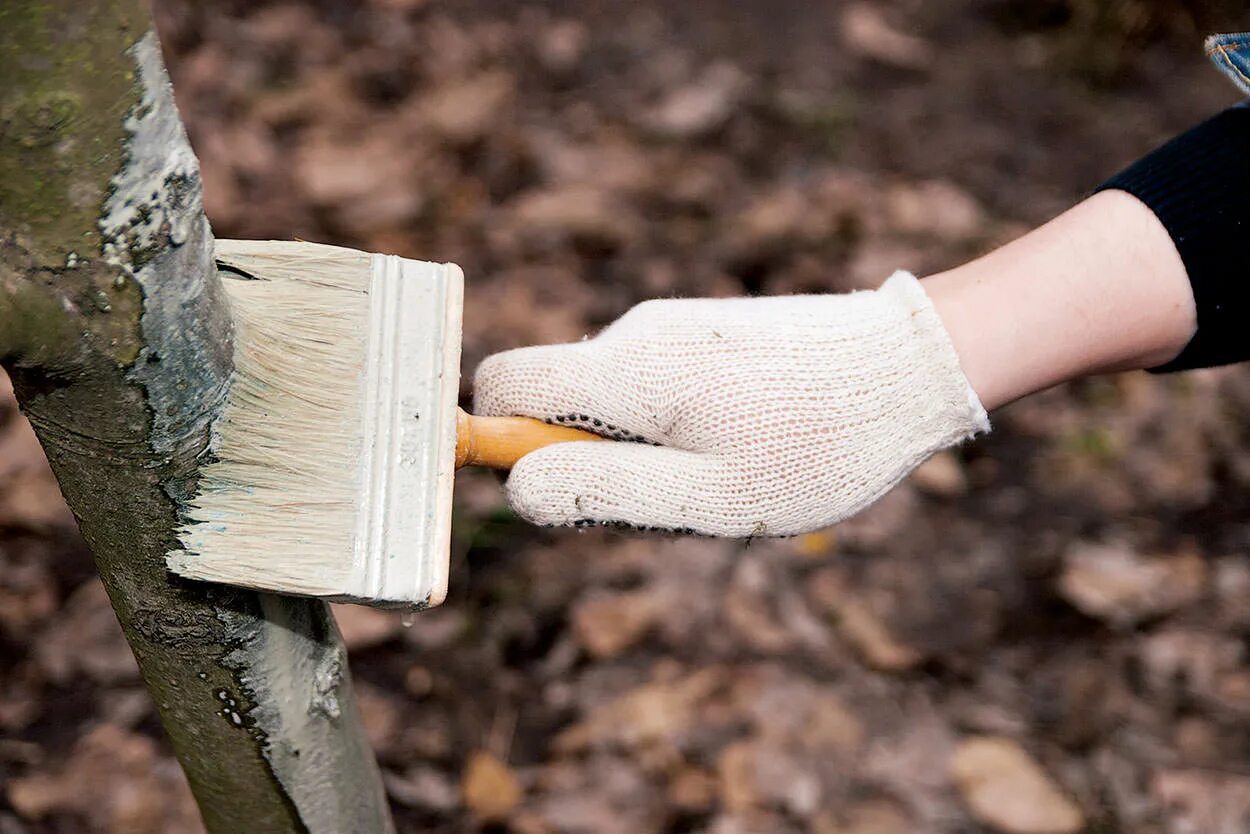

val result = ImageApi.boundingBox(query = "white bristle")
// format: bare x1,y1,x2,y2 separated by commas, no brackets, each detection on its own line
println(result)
168,240,463,608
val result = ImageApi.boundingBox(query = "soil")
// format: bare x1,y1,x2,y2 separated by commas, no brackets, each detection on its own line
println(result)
3,1,1250,832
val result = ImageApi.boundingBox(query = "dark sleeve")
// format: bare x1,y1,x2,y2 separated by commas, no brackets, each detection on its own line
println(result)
1095,105,1250,372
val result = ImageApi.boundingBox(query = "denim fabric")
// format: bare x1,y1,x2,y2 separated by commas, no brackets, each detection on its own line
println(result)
1206,33,1250,94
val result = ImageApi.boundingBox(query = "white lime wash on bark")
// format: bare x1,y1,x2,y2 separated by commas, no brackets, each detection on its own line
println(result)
98,31,393,834
99,32,202,270
99,31,231,460
222,598,391,832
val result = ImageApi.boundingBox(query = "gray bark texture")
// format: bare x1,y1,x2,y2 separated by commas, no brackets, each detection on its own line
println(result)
0,2,395,832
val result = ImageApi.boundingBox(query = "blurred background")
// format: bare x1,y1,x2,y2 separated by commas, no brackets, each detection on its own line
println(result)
4,1,1250,832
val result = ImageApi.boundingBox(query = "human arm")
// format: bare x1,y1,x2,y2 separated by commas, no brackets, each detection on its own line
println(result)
930,101,1250,410
925,188,1195,412
473,107,1250,536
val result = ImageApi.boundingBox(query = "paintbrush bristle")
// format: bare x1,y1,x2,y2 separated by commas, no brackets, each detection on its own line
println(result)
168,240,463,609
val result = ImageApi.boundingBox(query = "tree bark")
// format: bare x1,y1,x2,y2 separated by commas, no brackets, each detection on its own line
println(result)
0,3,394,832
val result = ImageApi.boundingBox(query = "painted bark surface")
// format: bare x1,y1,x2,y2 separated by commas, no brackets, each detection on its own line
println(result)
0,3,392,832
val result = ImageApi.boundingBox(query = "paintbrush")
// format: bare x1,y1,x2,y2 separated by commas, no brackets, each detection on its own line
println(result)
167,240,601,609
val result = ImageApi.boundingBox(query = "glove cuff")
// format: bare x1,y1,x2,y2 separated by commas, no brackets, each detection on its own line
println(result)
878,270,991,438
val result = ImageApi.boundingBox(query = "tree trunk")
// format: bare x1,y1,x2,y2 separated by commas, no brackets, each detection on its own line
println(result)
0,3,395,832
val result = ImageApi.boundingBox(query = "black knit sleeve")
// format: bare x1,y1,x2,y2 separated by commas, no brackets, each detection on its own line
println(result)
1095,104,1250,372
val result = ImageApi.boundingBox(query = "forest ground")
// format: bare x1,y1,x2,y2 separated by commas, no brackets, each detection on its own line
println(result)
3,2,1250,832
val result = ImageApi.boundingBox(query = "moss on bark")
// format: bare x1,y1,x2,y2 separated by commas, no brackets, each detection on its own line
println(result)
0,1,147,264
1,239,143,368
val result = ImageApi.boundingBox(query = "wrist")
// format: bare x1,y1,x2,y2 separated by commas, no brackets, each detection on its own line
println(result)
921,272,1020,413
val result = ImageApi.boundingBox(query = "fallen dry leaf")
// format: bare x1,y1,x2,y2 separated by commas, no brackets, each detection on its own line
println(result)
555,667,726,753
668,766,717,812
462,750,523,822
886,180,984,241
572,588,662,659
413,70,514,144
836,597,922,672
950,736,1083,834
644,62,748,139
499,185,641,254
840,3,934,69
535,19,588,74
1057,541,1206,627
792,530,837,558
724,559,797,654
813,799,912,834
717,740,759,814
807,568,923,671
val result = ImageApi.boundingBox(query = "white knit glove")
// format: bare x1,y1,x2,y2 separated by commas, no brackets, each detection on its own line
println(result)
473,271,989,537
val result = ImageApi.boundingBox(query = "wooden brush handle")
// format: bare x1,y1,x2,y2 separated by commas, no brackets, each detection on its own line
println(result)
456,409,605,470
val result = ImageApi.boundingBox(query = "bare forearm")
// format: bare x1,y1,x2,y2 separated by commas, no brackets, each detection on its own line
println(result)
924,189,1196,411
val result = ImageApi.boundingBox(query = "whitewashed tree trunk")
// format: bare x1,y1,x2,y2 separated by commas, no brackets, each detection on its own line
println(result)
0,3,394,831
